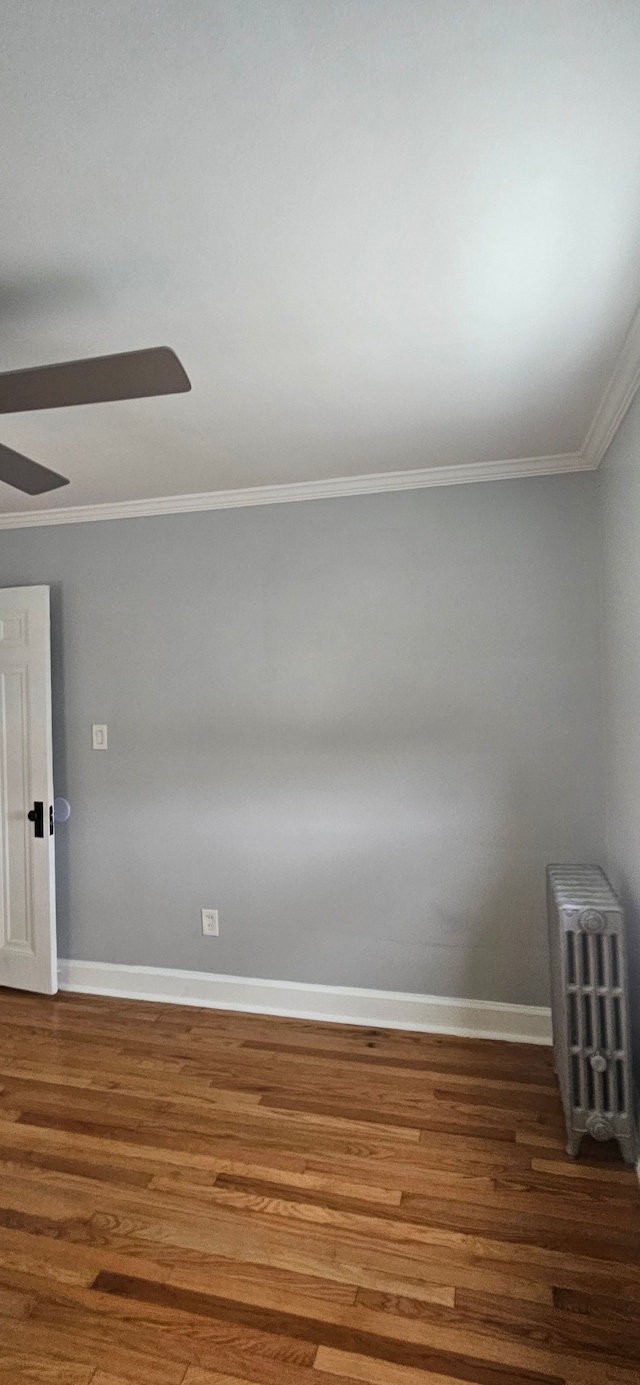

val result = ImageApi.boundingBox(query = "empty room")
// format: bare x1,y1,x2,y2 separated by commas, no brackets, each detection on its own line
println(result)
1,2,640,1382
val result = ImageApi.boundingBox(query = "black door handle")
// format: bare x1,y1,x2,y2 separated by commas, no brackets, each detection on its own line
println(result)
27,801,44,838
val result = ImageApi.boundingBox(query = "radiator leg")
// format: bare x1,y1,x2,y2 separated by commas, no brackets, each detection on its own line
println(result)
566,1131,582,1159
617,1134,637,1166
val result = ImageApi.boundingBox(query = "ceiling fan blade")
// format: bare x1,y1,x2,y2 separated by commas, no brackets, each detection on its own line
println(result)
0,346,191,414
0,441,69,495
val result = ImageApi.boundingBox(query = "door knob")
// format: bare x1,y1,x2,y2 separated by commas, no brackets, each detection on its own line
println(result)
27,801,44,838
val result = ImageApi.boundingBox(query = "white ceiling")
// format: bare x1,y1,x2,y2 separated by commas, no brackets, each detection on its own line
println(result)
2,0,640,519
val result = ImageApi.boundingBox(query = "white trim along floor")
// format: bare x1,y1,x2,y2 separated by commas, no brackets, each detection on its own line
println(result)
58,960,552,1045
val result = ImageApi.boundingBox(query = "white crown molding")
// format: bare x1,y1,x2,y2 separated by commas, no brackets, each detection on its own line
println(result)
57,958,552,1045
0,451,588,529
5,299,640,531
582,297,640,469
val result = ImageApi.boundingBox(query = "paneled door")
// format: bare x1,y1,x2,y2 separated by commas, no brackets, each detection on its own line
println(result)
0,586,56,993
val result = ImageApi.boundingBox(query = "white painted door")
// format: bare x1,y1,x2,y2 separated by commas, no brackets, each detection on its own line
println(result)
0,586,57,993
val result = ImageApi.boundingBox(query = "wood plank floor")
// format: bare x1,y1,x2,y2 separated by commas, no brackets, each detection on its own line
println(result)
0,990,638,1385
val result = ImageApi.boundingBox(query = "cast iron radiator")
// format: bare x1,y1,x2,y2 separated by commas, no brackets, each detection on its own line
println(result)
546,864,636,1164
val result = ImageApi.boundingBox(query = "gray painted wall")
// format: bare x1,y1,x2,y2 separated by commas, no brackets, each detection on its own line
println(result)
0,473,603,1004
599,390,640,1055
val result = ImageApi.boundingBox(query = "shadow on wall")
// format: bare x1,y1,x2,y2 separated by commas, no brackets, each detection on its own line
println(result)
614,873,640,1069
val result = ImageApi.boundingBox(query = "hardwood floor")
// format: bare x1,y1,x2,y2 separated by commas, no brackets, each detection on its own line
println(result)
0,989,638,1385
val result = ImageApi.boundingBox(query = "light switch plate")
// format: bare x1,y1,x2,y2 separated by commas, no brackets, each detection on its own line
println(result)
92,724,108,750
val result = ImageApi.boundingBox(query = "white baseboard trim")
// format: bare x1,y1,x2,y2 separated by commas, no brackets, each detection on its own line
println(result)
57,959,552,1044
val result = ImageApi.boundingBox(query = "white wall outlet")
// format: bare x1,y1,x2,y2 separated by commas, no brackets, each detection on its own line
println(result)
201,908,219,936
92,724,108,750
